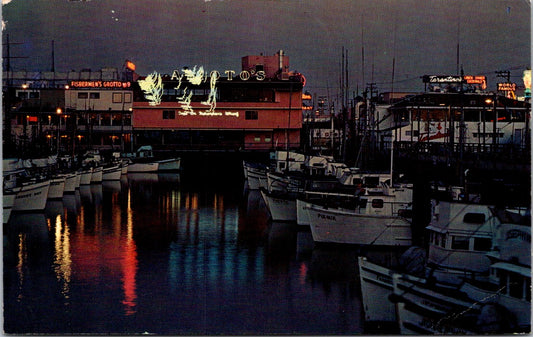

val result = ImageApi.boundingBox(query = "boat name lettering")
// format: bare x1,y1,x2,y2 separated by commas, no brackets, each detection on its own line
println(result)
317,213,336,221
506,229,531,242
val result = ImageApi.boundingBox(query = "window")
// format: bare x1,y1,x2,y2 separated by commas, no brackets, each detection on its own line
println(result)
371,199,384,208
463,213,485,224
473,237,492,251
78,92,88,99
163,110,175,119
124,92,132,103
245,110,258,120
451,236,469,250
89,92,100,99
112,93,122,103
440,234,446,248
265,137,271,142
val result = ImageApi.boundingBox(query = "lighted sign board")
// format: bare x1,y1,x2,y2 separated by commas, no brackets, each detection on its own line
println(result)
302,93,312,100
497,83,517,91
464,75,486,89
69,81,132,89
125,60,136,72
423,75,463,83
523,70,531,98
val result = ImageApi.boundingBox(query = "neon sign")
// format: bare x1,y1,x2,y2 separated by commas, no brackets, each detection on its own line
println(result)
138,72,163,106
464,75,486,89
497,83,516,91
69,81,131,88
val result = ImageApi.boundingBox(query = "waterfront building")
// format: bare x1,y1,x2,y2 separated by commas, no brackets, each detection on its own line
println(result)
3,67,135,156
131,51,305,152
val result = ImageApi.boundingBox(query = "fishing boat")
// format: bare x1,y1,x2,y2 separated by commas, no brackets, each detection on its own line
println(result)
102,165,122,181
125,146,180,173
3,165,51,212
156,157,181,171
459,207,531,332
304,182,413,246
11,179,51,212
47,176,66,199
425,199,499,284
127,161,159,173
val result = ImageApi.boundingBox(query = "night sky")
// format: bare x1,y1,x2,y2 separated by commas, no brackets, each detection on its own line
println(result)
2,0,531,98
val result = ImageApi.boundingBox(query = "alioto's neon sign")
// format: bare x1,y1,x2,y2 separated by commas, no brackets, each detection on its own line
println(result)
138,65,267,116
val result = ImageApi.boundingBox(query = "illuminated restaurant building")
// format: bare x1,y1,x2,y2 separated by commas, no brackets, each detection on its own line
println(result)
131,51,305,151
3,67,134,156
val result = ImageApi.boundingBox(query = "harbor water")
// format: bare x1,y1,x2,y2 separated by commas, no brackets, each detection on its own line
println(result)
2,163,397,335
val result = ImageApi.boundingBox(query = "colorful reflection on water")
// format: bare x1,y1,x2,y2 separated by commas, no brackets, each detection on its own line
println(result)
4,170,366,334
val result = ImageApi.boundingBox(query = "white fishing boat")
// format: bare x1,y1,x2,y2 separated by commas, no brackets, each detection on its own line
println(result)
459,208,531,332
102,165,122,181
62,172,79,193
90,166,103,183
125,146,180,172
425,199,499,284
304,183,413,246
47,176,66,199
79,168,93,185
358,256,397,324
358,247,427,327
391,272,485,334
11,180,51,212
127,161,159,173
156,157,181,171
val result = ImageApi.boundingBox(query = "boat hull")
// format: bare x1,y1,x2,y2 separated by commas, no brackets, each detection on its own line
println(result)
358,256,397,324
127,162,159,173
102,165,122,181
12,180,50,212
90,166,103,183
246,167,266,190
3,192,16,223
305,202,412,246
63,173,79,193
80,169,93,185
47,177,66,199
156,158,180,171
392,273,479,334
260,189,296,222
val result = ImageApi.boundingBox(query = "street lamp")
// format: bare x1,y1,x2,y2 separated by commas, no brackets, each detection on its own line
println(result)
56,107,62,155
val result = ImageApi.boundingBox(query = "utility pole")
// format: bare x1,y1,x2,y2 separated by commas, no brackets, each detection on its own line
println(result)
3,34,28,156
495,70,511,83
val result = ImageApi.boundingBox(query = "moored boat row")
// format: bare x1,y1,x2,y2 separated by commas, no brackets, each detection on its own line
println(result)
357,200,531,334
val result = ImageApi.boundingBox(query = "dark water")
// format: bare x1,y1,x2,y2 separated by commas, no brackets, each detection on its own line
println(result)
2,166,387,335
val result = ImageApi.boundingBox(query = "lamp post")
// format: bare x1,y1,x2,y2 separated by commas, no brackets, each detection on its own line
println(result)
56,107,62,155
